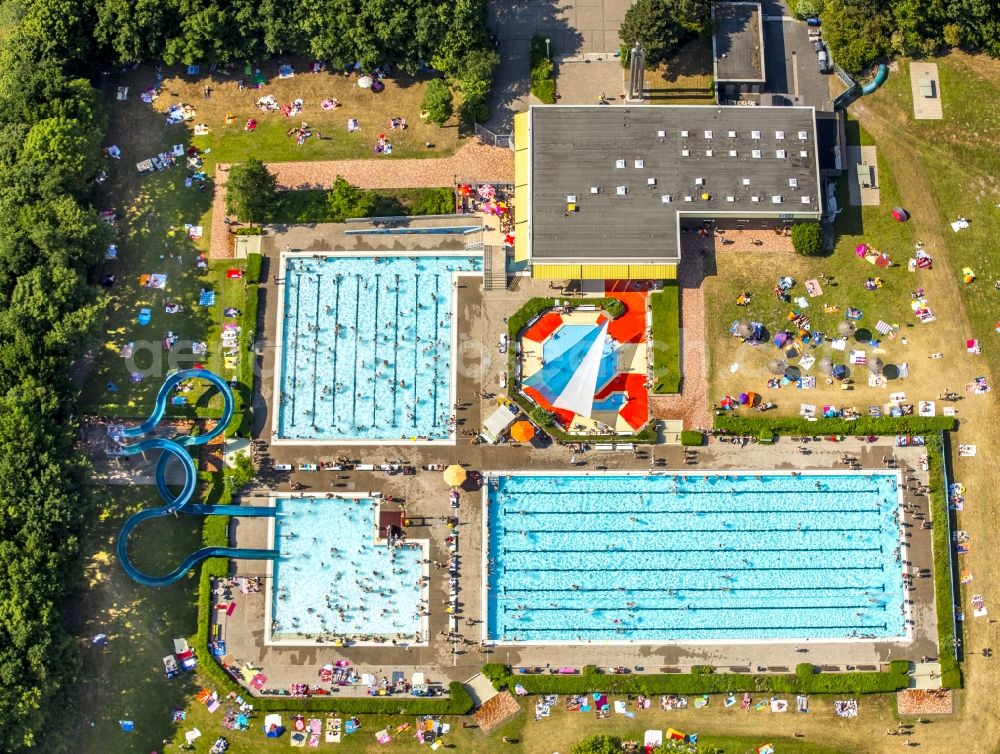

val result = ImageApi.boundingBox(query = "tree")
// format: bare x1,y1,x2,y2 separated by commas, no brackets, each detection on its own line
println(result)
421,79,453,125
821,0,892,74
618,0,683,67
325,176,377,221
572,734,621,754
225,158,278,226
791,222,824,256
20,116,101,195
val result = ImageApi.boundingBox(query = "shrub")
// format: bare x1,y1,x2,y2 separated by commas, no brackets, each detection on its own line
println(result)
573,734,621,754
791,221,824,255
713,415,955,436
421,79,453,125
481,663,909,696
326,176,378,221
603,298,626,318
926,434,962,688
529,405,554,427
680,430,703,446
758,428,776,444
793,0,824,18
232,226,263,235
410,188,456,216
244,252,264,284
530,36,557,103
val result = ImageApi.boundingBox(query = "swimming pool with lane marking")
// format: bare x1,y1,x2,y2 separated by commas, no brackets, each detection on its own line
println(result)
484,471,907,643
274,253,481,442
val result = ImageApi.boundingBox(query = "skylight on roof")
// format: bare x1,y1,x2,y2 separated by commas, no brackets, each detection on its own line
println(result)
751,149,762,159
683,195,693,202
661,194,672,203
695,177,705,185
798,130,808,139
726,196,735,202
742,178,751,185
776,149,787,159
591,186,599,194
681,148,690,157
751,195,760,202
615,159,626,168
616,185,627,195
657,130,666,138
772,195,783,204
705,149,713,157
647,177,656,186
729,149,737,157
728,130,737,138
566,194,577,202
634,159,644,168
789,178,798,187
800,150,809,158
704,130,713,139
751,130,761,139
775,130,785,140
801,196,811,204
680,130,689,138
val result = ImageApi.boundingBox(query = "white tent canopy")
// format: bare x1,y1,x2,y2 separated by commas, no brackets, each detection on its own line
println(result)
552,321,607,418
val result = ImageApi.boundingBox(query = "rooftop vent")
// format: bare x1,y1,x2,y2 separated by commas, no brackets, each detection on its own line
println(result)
661,194,672,203
616,185,628,196
695,177,705,185
647,177,657,186
772,195,783,204
615,159,626,168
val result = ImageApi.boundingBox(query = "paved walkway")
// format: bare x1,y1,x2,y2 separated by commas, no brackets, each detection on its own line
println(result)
846,145,881,207
909,62,943,120
210,143,514,258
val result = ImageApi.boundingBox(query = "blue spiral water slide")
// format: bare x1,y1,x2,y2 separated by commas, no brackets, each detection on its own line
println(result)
116,368,278,587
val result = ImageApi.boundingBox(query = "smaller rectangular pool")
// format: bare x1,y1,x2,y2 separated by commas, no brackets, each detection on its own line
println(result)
266,495,427,645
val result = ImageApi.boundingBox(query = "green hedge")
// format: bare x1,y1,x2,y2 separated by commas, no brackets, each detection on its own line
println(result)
484,662,909,695
926,434,961,689
529,36,556,103
680,430,703,446
713,415,956,436
650,285,680,394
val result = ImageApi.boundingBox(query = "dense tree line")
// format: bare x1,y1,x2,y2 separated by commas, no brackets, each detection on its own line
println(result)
812,0,1000,73
0,5,109,751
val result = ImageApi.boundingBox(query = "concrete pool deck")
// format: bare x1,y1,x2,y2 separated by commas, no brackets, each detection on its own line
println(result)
221,437,938,696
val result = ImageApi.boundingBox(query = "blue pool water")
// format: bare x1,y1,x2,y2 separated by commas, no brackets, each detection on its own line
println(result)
524,324,620,403
276,254,481,440
271,496,423,641
486,472,906,642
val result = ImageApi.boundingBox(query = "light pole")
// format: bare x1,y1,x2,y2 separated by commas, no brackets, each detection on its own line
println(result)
545,38,551,60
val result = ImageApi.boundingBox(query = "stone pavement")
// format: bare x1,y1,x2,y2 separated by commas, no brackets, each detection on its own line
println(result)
209,143,514,258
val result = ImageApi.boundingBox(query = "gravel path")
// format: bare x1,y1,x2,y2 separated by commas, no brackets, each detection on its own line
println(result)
210,142,514,258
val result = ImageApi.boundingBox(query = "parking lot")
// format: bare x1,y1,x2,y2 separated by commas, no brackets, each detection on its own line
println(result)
761,2,834,110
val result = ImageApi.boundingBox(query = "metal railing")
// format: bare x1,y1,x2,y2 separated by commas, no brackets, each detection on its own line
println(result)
474,122,513,149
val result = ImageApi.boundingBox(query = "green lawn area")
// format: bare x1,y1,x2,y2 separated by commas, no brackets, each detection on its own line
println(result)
650,284,681,393
266,187,454,223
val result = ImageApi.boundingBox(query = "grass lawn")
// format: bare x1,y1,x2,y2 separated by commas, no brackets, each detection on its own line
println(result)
646,38,715,104
266,187,455,224
650,284,681,393
82,64,463,416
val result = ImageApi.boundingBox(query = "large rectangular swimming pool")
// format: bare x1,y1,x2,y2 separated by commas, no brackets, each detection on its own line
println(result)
485,472,907,643
274,253,481,442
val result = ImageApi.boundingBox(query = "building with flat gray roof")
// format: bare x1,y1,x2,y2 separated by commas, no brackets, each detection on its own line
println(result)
713,2,766,100
512,105,822,279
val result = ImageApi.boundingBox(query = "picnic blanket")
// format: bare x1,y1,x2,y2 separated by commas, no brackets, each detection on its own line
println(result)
849,349,867,365
804,279,823,297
